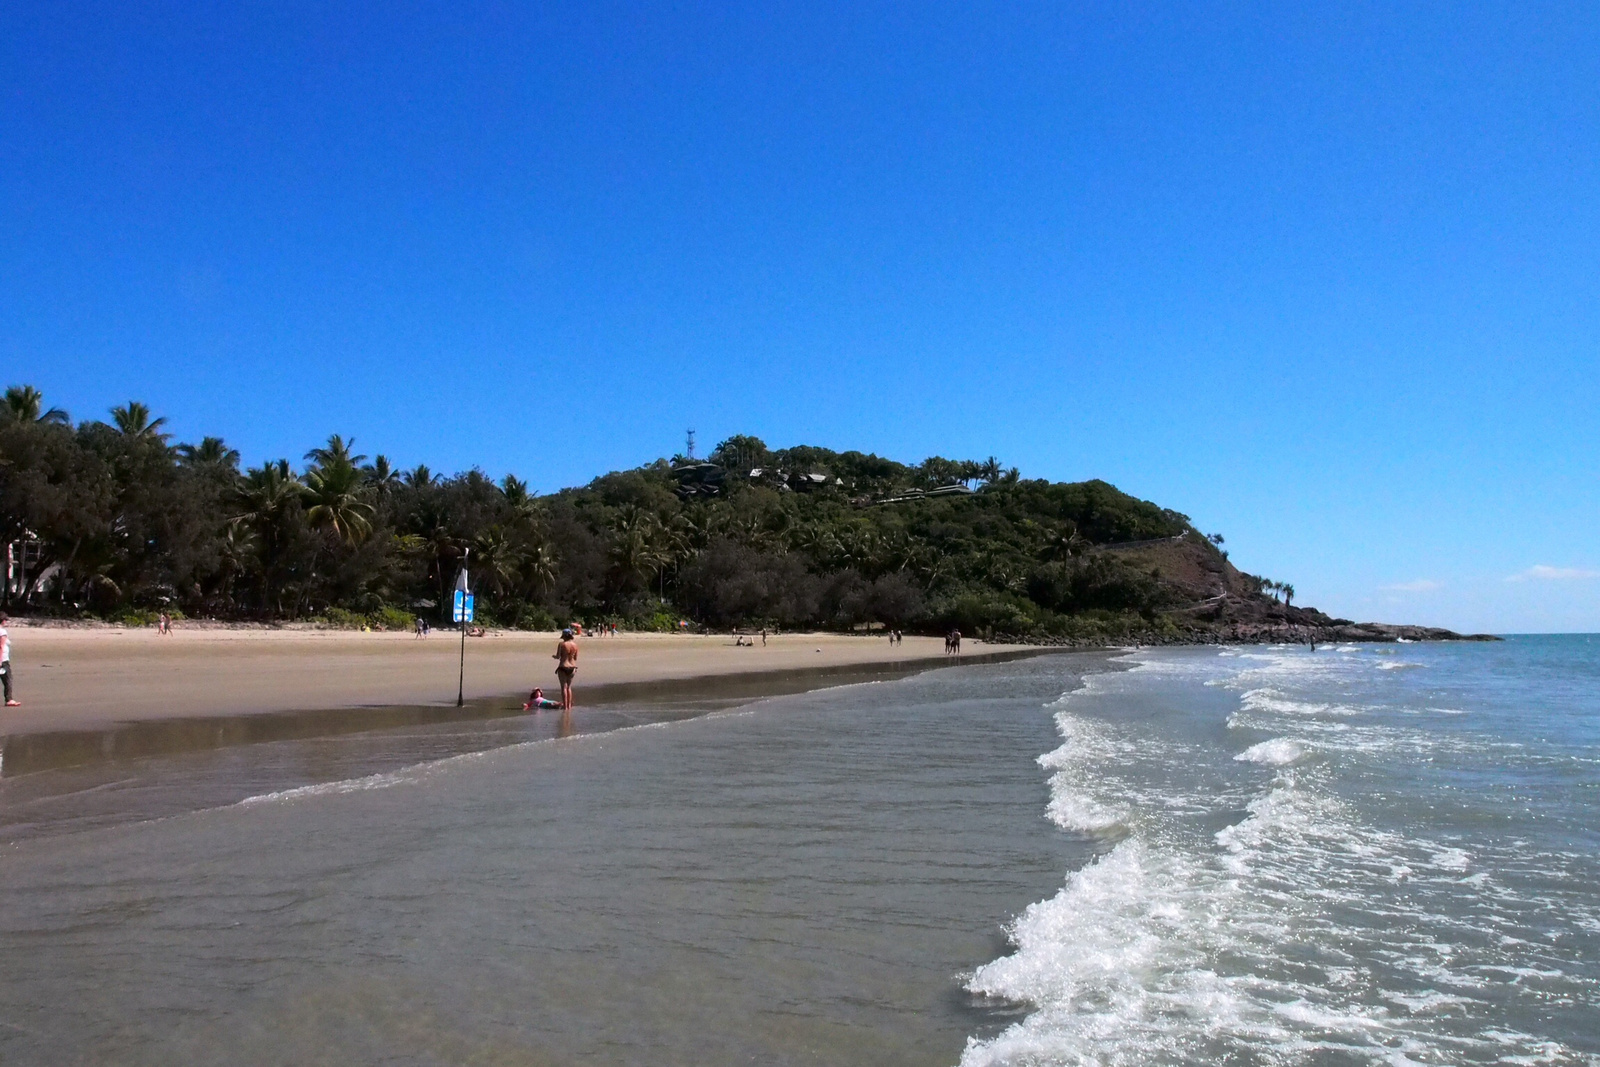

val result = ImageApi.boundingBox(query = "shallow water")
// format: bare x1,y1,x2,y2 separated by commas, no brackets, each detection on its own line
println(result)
0,654,1099,1065
2,638,1595,1066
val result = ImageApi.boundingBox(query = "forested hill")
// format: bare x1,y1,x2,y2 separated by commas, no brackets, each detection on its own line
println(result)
0,391,1467,641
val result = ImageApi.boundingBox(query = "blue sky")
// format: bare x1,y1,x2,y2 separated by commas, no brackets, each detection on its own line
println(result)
3,1,1597,632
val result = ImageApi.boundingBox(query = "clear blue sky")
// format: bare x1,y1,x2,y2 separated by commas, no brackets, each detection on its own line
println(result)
4,1,1597,633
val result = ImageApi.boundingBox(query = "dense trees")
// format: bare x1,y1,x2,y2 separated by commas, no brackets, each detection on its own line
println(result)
0,392,1218,637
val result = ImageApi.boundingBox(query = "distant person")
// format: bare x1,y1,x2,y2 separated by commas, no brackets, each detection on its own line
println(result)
523,687,561,710
952,629,961,654
157,612,169,635
554,628,580,710
414,617,424,638
761,628,767,646
0,613,16,706
421,618,430,637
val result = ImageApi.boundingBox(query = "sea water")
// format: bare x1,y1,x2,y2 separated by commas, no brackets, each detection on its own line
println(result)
0,655,1096,1065
0,639,1594,1065
965,636,1600,1066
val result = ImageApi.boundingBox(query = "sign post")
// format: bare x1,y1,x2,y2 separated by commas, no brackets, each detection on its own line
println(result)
452,549,474,707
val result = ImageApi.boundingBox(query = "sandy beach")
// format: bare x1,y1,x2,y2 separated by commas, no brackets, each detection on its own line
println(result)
0,624,1027,736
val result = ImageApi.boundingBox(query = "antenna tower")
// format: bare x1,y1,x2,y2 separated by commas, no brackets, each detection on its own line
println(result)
686,428,697,461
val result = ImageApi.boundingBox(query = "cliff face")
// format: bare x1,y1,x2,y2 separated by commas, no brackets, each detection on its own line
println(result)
1092,534,1494,643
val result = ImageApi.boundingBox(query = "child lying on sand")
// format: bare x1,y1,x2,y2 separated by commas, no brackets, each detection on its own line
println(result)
523,687,562,710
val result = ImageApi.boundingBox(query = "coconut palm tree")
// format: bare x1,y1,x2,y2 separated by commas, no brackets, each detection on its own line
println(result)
1041,525,1087,562
472,525,525,601
405,464,438,488
977,456,1004,484
1283,583,1295,607
294,456,374,616
177,436,241,469
302,459,374,546
521,541,558,601
501,475,531,507
233,460,304,526
110,401,170,441
362,455,402,496
232,460,304,612
2,385,69,425
215,520,260,608
305,434,366,469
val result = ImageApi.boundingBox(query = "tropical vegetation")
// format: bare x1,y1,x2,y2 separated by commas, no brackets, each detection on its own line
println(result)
0,388,1301,638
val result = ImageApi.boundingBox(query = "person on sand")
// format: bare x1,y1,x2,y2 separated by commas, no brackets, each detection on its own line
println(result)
523,686,562,711
553,628,579,710
0,613,17,706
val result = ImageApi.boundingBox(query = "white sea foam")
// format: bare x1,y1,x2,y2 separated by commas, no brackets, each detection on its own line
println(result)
237,769,411,805
1038,712,1132,833
1236,738,1306,766
966,645,1600,1066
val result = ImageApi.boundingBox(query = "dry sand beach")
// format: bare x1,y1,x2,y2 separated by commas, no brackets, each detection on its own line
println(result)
0,624,1026,735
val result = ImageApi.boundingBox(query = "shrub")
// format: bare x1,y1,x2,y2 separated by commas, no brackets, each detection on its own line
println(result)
370,605,415,631
320,606,369,630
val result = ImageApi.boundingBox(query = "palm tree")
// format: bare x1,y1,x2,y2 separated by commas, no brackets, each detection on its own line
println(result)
1041,525,1086,562
233,460,305,612
303,459,374,546
2,385,69,425
177,436,241,469
789,523,839,566
295,456,374,616
215,520,260,608
472,525,525,601
1282,583,1295,607
977,456,1004,484
610,525,668,594
305,434,366,469
404,464,438,488
110,401,170,442
362,455,402,496
233,460,304,526
501,475,531,507
521,541,558,601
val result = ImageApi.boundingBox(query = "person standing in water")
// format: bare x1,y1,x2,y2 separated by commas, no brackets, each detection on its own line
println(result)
0,613,17,706
553,628,580,710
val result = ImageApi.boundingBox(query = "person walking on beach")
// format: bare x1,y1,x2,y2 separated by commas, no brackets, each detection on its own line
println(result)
0,613,18,706
553,628,579,710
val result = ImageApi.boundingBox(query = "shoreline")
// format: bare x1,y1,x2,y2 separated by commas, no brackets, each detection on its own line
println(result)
0,627,1036,742
0,645,1067,776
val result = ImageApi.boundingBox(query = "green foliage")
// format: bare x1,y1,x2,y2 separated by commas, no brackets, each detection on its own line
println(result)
0,393,1263,639
371,605,415,631
320,606,370,630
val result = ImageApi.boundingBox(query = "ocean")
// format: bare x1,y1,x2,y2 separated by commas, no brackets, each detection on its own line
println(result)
0,637,1595,1065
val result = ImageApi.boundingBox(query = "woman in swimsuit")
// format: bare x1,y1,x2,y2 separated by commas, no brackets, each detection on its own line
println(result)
553,629,579,710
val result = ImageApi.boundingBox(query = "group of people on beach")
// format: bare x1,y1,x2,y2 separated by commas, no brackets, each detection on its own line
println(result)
944,629,962,654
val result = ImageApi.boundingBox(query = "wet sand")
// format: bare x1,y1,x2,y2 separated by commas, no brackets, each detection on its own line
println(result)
0,626,1024,736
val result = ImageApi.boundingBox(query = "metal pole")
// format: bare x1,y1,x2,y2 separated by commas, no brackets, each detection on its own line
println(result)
457,618,466,707
456,548,470,708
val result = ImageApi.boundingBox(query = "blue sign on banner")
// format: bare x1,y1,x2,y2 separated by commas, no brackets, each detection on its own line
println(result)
452,590,475,623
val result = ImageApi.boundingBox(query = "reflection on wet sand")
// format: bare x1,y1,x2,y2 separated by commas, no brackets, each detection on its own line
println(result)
0,650,1042,776
0,650,1050,843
